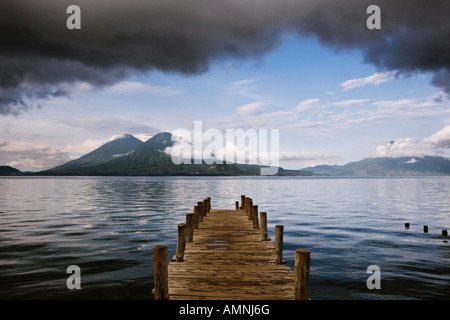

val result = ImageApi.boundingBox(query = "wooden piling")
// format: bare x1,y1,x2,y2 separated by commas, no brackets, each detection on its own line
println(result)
153,245,169,300
240,195,245,210
197,201,204,222
294,249,311,300
247,198,253,220
186,213,194,243
275,225,284,264
207,197,211,213
405,223,410,229
260,212,268,241
202,199,208,218
176,223,186,262
193,205,200,229
252,205,259,229
442,230,448,236
424,225,428,233
235,201,239,210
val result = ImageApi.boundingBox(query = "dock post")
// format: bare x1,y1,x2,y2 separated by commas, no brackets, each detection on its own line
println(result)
203,199,208,217
294,249,311,300
207,197,211,213
442,230,448,236
153,245,169,300
247,199,253,220
235,201,239,210
193,205,200,229
197,201,204,222
186,213,194,243
260,212,268,241
275,225,284,264
176,223,186,262
424,225,428,233
240,195,245,210
252,205,259,229
246,197,250,212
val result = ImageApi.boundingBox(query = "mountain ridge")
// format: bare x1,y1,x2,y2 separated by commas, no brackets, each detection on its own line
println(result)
0,166,22,176
49,133,143,173
16,132,450,176
42,132,310,176
301,156,450,176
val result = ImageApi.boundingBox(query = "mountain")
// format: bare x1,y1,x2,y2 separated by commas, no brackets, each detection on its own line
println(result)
0,166,22,176
39,133,450,177
49,133,143,173
302,156,450,176
44,132,314,176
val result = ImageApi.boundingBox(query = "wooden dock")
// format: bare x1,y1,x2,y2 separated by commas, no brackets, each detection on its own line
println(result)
152,196,311,300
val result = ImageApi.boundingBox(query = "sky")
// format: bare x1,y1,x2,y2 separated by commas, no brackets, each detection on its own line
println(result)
1,0,450,171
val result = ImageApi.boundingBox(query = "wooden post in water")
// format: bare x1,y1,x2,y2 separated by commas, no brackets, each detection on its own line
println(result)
252,205,259,229
424,225,428,233
153,245,169,300
176,223,186,262
405,223,410,229
197,201,204,222
203,199,208,218
247,199,253,220
235,201,239,210
240,195,245,210
246,197,250,213
442,230,448,236
193,205,200,229
260,212,268,241
186,213,194,243
294,249,311,300
207,197,211,213
275,225,284,264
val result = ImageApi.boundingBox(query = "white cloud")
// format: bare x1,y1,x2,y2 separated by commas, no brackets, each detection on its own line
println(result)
236,101,265,115
227,79,258,97
374,125,450,158
109,81,184,96
374,138,426,157
0,140,71,171
340,71,397,91
333,99,369,108
278,151,338,161
424,125,450,148
133,133,152,142
296,98,323,111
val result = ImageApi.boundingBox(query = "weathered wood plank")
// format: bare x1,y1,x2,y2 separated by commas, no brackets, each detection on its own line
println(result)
167,208,294,300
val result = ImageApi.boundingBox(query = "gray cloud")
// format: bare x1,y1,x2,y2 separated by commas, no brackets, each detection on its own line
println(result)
1,0,450,115
59,115,160,136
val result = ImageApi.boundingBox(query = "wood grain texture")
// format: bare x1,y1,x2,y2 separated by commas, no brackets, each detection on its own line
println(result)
168,209,294,300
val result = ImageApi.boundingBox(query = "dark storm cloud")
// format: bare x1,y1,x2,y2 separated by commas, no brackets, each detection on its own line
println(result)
1,0,450,115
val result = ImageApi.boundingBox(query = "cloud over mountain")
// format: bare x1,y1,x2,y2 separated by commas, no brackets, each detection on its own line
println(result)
1,0,450,115
374,125,450,158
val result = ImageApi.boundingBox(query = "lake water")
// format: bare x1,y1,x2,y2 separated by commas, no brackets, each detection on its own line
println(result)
0,176,449,300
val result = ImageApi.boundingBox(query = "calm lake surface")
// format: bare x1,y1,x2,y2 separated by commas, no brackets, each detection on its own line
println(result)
0,176,449,300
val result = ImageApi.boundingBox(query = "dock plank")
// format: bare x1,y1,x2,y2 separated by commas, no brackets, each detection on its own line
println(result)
167,209,294,300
